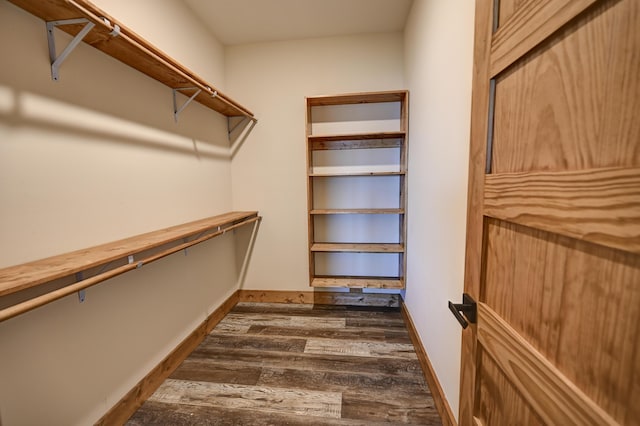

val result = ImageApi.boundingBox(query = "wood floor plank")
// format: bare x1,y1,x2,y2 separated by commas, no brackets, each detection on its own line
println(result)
170,359,262,385
127,303,443,425
257,367,429,394
201,334,308,353
189,346,424,378
148,379,342,419
217,313,347,329
304,339,418,360
127,400,391,426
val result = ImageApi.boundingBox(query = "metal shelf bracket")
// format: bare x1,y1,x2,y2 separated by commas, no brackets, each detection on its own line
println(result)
46,18,96,81
173,87,204,122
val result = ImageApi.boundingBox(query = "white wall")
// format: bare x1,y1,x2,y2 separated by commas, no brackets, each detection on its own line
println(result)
403,0,476,419
227,33,405,291
0,1,241,424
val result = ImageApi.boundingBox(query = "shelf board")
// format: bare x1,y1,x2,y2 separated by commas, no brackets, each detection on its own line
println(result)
8,0,253,118
0,211,259,297
311,243,404,253
311,277,404,289
310,209,404,215
307,90,408,107
309,171,405,177
308,132,405,150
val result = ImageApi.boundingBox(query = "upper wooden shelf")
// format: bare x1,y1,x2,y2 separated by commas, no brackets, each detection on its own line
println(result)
307,90,408,107
0,211,259,298
8,0,253,118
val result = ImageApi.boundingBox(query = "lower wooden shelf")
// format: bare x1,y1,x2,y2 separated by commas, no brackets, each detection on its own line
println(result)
311,243,404,253
311,276,404,289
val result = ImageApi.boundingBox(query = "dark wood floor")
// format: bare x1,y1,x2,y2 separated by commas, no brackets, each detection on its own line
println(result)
127,302,442,425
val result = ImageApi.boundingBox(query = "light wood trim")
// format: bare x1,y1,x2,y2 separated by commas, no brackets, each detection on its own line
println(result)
401,302,456,426
311,277,403,289
7,0,253,117
484,167,640,254
460,0,495,422
309,171,405,177
95,290,240,425
477,302,619,426
490,0,599,77
0,211,258,297
311,243,404,253
307,90,408,106
311,208,404,215
237,290,400,307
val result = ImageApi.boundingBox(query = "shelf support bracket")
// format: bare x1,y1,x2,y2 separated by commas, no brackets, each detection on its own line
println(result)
46,18,96,81
173,87,203,122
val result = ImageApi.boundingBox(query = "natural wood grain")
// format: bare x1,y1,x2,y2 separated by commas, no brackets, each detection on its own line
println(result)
484,219,640,424
478,352,546,426
217,313,347,329
490,0,599,77
96,290,239,425
311,277,404,289
310,138,403,151
311,243,404,253
484,167,640,253
402,303,457,426
497,0,529,27
492,0,640,173
477,302,618,425
459,0,494,422
0,211,257,297
7,0,253,117
309,131,405,143
237,290,400,307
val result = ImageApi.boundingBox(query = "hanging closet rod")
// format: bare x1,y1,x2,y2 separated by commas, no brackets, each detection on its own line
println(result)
0,212,261,322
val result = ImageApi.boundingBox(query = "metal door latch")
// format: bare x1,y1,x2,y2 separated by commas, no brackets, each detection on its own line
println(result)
448,293,477,329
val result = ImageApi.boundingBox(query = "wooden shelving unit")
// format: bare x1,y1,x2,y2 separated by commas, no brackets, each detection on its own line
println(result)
0,211,260,321
8,0,253,118
306,90,409,289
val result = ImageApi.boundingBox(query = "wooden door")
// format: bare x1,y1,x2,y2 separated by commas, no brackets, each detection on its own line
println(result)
459,0,640,424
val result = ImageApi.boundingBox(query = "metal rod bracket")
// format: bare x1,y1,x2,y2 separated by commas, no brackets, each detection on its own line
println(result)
75,272,86,303
46,18,96,81
173,87,202,122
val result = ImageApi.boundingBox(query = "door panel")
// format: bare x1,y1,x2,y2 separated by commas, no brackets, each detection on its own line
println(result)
492,0,640,174
460,0,640,424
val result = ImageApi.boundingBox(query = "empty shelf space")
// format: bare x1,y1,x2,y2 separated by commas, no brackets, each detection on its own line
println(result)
310,208,404,215
311,277,404,289
311,243,404,253
8,0,253,118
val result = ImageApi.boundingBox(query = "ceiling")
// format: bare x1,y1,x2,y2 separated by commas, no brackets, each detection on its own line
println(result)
183,0,414,46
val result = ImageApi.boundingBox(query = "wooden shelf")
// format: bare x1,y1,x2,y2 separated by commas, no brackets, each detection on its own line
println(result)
307,90,408,107
0,211,259,298
311,277,404,289
309,132,405,150
8,0,253,118
306,90,408,290
309,171,405,177
311,243,404,253
310,208,404,215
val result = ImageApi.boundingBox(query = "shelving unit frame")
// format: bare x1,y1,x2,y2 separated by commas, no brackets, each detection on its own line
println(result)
306,90,409,289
